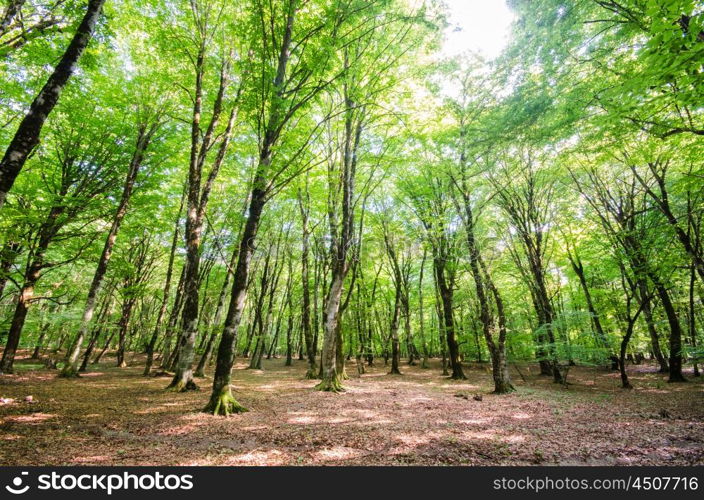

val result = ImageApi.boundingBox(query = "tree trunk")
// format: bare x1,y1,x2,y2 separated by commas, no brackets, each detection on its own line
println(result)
0,202,62,373
569,253,610,350
62,123,156,377
205,0,308,412
652,281,686,382
241,308,257,358
79,290,113,372
31,330,46,359
0,1,25,35
0,0,106,209
389,286,402,375
418,250,429,368
640,294,669,372
317,272,346,391
116,296,136,368
0,274,37,373
79,328,100,373
689,265,701,377
458,188,513,392
168,192,203,389
160,264,186,368
194,247,236,378
298,185,317,378
434,258,465,380
532,268,562,383
204,191,266,415
0,241,20,300
490,347,513,393
619,323,635,389
434,280,448,376
144,192,183,375
317,77,362,391
92,328,116,365
284,261,294,366
169,40,236,393
31,310,51,359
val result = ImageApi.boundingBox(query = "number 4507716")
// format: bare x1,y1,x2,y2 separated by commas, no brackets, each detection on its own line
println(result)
630,476,699,490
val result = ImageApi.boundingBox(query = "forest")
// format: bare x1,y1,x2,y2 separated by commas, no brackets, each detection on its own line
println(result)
0,0,702,466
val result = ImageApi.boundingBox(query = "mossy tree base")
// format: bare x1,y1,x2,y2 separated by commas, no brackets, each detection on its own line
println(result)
315,376,345,393
204,388,248,416
167,378,198,392
304,366,319,379
493,383,515,394
58,365,81,378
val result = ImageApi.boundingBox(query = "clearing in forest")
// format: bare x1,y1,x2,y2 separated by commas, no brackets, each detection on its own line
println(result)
1,353,702,466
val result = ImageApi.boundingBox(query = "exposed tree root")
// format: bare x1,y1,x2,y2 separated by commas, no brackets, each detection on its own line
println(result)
167,378,198,392
315,376,345,393
57,364,81,378
493,383,515,394
204,388,248,416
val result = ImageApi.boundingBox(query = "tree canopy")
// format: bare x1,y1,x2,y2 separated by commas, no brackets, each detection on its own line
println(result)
0,0,702,418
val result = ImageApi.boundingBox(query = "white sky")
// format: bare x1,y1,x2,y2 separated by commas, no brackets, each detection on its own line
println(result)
440,0,515,60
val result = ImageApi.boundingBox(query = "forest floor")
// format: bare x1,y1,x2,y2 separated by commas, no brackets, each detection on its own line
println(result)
0,350,702,466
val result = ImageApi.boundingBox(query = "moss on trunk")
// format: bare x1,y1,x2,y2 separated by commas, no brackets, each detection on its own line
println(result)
493,380,515,394
304,364,318,379
58,364,81,378
315,374,345,392
204,386,248,416
167,375,198,392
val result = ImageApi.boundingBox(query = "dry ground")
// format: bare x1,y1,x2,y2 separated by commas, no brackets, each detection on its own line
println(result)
0,351,702,465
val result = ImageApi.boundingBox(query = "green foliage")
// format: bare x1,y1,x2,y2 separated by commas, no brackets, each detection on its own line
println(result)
0,0,700,386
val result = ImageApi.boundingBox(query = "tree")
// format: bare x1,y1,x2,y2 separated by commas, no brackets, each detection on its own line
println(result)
114,232,159,367
168,0,242,392
0,0,106,209
205,0,352,413
0,112,124,373
408,172,466,381
572,165,687,383
491,150,563,383
61,108,163,377
297,177,317,378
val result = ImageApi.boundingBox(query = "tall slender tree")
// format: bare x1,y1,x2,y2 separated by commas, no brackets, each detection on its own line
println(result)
0,0,106,209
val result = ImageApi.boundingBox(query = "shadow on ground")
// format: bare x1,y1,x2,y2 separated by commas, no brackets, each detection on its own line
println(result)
1,351,702,465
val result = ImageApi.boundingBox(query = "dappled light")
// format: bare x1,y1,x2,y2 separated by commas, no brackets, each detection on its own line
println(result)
0,0,703,470
0,357,701,465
